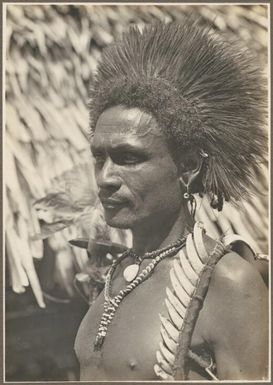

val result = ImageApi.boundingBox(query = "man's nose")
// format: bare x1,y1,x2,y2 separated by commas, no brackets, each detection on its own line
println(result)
96,157,121,190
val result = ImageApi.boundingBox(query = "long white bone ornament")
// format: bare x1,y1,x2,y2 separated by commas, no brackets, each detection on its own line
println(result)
155,223,208,380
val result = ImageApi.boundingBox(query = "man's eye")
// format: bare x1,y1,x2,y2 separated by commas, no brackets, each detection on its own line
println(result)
115,153,143,165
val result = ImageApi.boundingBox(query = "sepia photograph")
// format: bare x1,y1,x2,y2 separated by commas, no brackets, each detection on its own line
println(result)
3,2,270,382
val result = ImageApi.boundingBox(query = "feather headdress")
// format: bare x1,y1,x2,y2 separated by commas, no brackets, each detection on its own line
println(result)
89,20,267,210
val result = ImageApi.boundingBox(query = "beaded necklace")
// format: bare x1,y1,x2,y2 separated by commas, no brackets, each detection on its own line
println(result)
93,236,187,351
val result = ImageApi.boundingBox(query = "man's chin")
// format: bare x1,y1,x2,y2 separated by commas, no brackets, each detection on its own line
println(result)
104,213,134,229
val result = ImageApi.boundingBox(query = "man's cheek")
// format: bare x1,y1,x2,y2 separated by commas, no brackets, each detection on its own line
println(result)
123,178,148,200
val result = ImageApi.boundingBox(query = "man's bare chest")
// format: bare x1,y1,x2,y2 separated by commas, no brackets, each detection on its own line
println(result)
74,259,205,380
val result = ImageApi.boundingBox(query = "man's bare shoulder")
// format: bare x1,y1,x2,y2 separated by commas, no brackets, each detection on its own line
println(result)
197,249,268,380
202,232,267,296
202,249,268,344
211,250,267,293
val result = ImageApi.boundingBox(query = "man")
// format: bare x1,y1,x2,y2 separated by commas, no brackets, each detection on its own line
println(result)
74,21,268,380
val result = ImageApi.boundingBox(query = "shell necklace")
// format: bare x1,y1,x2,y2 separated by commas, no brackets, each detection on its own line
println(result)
93,236,187,351
123,246,171,282
123,236,193,282
123,251,142,282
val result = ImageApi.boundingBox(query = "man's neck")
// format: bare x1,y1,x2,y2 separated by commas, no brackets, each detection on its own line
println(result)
131,203,193,256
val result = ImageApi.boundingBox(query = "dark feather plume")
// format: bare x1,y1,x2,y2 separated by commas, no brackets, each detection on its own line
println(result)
89,20,267,209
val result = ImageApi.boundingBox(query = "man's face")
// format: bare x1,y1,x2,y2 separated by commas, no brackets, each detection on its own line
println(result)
91,106,183,230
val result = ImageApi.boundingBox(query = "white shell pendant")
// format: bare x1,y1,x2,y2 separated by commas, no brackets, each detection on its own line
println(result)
123,264,140,282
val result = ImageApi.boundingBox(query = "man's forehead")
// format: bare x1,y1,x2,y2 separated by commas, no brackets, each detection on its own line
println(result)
91,127,161,150
91,108,170,153
94,106,161,137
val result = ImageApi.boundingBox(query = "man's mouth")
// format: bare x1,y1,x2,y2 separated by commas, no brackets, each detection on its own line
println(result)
100,198,127,209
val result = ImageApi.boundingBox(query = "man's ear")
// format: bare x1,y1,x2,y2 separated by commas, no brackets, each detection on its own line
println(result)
179,150,208,193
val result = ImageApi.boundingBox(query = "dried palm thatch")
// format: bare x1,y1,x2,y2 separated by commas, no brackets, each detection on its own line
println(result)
5,4,268,307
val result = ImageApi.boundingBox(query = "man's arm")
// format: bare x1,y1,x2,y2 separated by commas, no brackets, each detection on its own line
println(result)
204,251,268,380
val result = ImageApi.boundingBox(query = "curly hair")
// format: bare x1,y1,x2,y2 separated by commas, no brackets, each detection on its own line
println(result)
88,20,267,210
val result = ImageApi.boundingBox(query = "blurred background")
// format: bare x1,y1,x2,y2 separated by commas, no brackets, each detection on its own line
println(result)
4,4,268,382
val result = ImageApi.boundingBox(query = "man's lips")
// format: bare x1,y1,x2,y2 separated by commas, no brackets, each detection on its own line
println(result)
100,197,127,209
